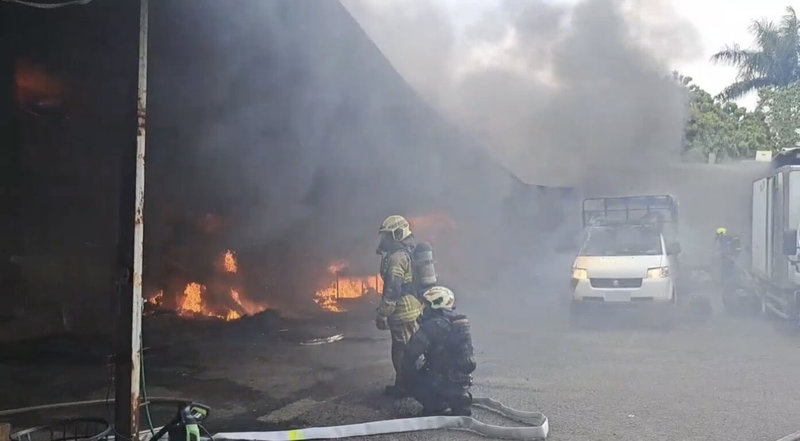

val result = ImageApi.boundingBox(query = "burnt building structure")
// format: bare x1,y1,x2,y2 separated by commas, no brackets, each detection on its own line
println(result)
0,0,573,336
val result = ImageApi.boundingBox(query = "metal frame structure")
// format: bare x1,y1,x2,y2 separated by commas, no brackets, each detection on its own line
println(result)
581,195,678,229
113,0,148,440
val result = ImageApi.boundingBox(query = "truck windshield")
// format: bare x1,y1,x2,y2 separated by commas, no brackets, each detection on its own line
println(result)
580,227,663,256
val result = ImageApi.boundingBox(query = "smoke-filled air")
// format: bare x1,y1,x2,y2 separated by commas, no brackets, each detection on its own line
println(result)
6,1,800,439
343,0,700,185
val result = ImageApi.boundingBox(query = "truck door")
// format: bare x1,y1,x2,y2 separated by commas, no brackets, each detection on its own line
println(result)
773,173,787,283
752,178,769,278
788,171,800,284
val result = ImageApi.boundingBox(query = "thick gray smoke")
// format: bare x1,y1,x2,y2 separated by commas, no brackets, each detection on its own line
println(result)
343,0,700,187
343,0,768,272
143,0,714,311
145,0,519,309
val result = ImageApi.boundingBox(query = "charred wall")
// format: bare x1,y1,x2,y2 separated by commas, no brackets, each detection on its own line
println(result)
0,9,19,324
0,1,139,336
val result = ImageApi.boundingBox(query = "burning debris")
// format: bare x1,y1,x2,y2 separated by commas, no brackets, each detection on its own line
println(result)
314,262,383,313
146,249,269,321
144,244,384,318
149,290,164,307
179,282,206,317
230,289,265,316
222,249,238,274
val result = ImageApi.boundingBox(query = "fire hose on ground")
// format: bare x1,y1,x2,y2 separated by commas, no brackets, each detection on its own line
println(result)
1,335,548,440
213,397,549,441
775,430,800,441
2,397,548,441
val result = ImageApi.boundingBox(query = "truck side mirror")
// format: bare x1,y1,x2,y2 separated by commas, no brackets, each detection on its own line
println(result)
783,230,798,256
666,242,681,255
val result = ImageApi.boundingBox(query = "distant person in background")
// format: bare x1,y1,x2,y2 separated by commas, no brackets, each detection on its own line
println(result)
714,227,728,245
715,227,741,279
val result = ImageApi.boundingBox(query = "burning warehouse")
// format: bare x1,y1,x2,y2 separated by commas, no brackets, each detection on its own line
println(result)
0,0,573,334
9,1,800,440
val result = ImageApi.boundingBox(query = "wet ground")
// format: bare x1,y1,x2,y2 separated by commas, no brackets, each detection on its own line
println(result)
4,254,800,440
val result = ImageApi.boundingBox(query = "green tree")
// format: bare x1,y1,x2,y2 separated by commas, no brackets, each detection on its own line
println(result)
681,76,776,159
712,6,800,99
758,84,800,148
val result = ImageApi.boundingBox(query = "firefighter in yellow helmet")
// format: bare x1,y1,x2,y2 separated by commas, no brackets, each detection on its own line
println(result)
714,227,736,255
714,226,741,280
375,215,424,397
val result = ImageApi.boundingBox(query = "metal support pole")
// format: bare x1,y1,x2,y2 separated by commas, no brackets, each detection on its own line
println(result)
0,7,21,320
114,0,147,440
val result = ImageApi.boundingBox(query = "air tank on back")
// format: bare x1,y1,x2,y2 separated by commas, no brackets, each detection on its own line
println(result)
413,241,438,289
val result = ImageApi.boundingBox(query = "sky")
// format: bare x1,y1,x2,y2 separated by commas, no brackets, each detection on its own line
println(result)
670,0,792,107
434,0,792,107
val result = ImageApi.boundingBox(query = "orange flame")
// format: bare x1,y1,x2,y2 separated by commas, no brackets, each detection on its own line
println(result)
147,290,164,307
154,250,269,321
179,282,206,316
407,213,458,241
163,249,268,321
223,250,238,274
15,60,63,110
231,289,267,315
176,283,266,321
314,262,383,312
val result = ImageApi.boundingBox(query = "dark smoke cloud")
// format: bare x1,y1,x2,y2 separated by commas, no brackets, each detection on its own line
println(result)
143,0,705,311
343,0,701,186
145,0,518,309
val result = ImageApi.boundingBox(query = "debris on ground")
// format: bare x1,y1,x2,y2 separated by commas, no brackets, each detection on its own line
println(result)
299,334,344,346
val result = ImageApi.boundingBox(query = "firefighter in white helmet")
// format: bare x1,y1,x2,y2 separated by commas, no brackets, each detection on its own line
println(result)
399,285,476,416
375,215,424,397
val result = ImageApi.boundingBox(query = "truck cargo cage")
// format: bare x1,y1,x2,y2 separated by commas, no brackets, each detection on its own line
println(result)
582,195,678,230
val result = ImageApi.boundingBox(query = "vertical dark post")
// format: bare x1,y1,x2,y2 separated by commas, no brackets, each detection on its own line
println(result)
115,0,148,439
0,8,20,317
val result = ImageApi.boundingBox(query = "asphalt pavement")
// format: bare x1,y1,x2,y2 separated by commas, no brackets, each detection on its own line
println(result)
6,253,800,441
255,253,800,441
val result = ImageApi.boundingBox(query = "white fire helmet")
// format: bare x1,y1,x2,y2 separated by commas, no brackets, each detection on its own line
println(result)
422,286,455,311
379,215,412,241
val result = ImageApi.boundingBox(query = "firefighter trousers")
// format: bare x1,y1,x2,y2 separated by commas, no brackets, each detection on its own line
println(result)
389,321,419,385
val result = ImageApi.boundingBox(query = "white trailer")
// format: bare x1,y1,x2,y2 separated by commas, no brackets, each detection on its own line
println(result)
751,165,800,320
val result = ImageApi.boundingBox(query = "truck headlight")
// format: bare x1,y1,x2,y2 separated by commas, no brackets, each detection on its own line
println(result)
646,266,670,279
572,268,588,280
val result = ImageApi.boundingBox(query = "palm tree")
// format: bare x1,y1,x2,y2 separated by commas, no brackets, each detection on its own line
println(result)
712,6,800,100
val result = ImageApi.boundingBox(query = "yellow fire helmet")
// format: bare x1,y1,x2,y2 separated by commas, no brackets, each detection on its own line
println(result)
379,215,412,242
716,227,727,235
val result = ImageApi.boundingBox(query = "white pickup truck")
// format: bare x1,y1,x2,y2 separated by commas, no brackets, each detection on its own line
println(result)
570,195,682,315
